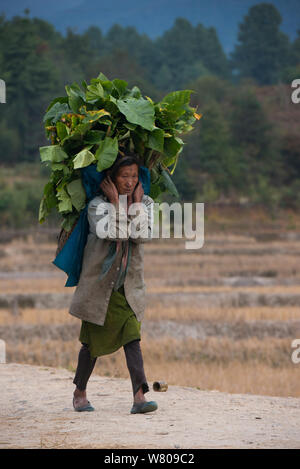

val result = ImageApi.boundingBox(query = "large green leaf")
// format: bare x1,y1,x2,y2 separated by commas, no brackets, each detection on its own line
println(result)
84,130,106,144
116,97,155,131
163,136,182,158
43,102,70,124
86,78,104,101
44,181,57,204
92,74,114,96
112,79,128,98
69,94,84,113
38,197,48,223
65,82,85,100
38,181,57,222
101,81,114,96
45,96,69,113
95,137,119,172
162,90,194,107
65,83,85,113
40,145,69,163
57,187,73,213
56,121,69,141
86,82,104,101
73,148,96,169
66,179,86,211
147,128,165,152
159,90,194,123
161,169,180,198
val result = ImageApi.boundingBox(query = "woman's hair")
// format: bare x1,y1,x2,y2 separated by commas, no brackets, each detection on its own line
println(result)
106,151,141,183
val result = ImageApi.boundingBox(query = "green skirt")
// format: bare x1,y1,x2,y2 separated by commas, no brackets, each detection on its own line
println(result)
79,284,141,358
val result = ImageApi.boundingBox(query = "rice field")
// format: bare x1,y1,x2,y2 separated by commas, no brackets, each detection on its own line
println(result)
1,211,300,398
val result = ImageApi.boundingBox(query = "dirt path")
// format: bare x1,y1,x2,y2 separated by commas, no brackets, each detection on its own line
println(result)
1,363,299,449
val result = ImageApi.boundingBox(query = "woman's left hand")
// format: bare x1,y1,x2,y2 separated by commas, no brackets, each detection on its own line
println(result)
100,176,119,204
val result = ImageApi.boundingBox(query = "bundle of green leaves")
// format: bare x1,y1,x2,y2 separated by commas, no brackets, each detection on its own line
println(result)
39,72,201,231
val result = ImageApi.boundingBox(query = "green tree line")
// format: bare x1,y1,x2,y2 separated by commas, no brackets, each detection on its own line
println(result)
0,3,300,227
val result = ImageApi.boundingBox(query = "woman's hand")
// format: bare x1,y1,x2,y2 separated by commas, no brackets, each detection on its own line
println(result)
133,181,144,203
100,176,119,205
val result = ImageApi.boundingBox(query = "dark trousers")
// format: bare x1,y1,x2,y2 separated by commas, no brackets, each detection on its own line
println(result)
73,339,149,397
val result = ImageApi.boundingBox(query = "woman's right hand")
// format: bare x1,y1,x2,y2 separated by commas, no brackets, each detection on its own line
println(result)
100,176,119,204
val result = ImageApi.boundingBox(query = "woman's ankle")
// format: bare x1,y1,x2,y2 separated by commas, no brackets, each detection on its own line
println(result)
134,386,146,403
74,387,86,398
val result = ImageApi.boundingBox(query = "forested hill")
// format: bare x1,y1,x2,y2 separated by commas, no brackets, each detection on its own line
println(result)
0,3,300,228
1,0,299,53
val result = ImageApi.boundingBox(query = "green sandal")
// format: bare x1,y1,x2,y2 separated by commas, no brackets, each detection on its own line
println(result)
130,401,158,414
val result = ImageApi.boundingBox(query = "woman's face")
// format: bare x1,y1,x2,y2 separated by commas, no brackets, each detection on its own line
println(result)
114,164,139,196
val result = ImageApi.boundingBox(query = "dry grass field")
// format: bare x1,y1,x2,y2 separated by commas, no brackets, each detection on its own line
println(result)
1,206,300,398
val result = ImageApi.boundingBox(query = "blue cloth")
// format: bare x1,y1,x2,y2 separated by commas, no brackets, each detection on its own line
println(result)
52,164,150,287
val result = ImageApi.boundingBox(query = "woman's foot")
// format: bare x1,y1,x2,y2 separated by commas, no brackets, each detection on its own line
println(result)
73,388,94,412
131,386,158,414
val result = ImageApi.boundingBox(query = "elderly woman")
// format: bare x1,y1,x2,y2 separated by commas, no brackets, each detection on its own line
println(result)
69,153,157,414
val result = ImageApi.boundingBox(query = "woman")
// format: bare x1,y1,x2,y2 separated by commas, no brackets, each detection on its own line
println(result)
69,153,157,414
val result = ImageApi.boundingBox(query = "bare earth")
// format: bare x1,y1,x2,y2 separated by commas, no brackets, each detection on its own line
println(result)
1,363,300,449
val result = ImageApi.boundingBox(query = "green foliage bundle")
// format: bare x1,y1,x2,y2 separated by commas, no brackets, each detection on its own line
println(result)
39,72,201,231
